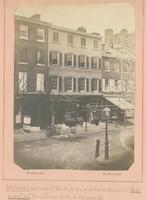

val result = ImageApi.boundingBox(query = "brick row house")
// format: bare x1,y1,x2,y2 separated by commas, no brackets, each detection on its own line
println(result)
14,14,135,128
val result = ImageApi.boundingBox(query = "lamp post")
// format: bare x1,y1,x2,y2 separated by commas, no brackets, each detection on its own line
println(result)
85,104,89,131
103,107,111,160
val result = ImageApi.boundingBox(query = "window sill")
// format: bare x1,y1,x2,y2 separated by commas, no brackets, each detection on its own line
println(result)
36,63,46,66
19,37,28,40
80,46,87,49
18,62,28,65
37,40,45,43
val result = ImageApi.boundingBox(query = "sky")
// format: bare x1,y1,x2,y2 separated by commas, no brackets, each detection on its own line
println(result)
15,3,135,37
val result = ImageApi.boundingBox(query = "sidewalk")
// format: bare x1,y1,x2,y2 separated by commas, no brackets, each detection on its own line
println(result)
14,122,132,143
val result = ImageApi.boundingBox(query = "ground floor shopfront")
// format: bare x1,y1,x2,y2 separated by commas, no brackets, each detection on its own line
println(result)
14,94,134,129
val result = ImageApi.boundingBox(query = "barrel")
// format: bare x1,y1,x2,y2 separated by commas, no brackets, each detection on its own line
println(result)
23,116,31,132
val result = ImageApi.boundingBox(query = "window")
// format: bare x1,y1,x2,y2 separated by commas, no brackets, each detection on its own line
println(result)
18,72,27,92
104,61,110,71
114,80,118,91
19,47,28,63
79,78,86,91
79,55,86,68
52,51,59,65
92,57,100,69
53,31,59,42
20,24,28,39
66,53,73,66
94,40,98,48
92,79,98,91
37,28,45,42
81,37,86,47
68,35,73,44
65,77,73,91
36,50,44,63
51,76,58,90
36,73,44,92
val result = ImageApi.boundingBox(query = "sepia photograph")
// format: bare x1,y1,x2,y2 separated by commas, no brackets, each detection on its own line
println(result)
14,3,135,170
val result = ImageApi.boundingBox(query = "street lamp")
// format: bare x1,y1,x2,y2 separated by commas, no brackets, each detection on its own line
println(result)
103,107,111,160
85,104,90,131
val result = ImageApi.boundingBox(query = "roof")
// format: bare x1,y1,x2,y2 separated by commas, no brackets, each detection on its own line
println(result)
105,97,134,110
15,14,101,39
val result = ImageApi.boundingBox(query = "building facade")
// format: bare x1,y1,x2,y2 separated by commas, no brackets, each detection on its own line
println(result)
14,14,135,128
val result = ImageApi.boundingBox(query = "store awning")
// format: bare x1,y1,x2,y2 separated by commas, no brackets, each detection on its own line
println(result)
105,97,134,110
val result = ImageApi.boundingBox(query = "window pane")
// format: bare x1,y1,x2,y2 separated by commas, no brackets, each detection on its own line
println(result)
19,72,27,92
53,32,59,41
36,73,44,92
20,24,28,39
80,78,85,91
80,55,86,68
66,77,73,90
51,76,58,90
68,35,73,44
67,53,73,66
37,28,45,41
81,38,86,46
52,51,58,64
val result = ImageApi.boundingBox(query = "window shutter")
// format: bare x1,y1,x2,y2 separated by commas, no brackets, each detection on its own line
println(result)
86,56,89,68
74,55,76,67
64,77,67,91
73,78,76,92
59,53,62,65
102,79,105,92
78,78,80,92
64,54,67,66
86,79,89,92
49,51,52,65
91,79,93,92
59,76,62,91
91,57,93,68
99,79,102,92
99,58,101,70
78,55,80,68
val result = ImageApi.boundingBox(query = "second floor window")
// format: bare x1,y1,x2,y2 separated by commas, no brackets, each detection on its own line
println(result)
18,72,27,92
19,47,28,63
79,55,87,68
53,31,59,42
36,50,44,64
91,79,99,91
36,73,44,92
20,24,28,39
91,57,100,69
81,37,86,47
50,76,58,90
49,51,62,65
93,40,98,48
79,78,86,91
68,35,73,44
65,77,73,91
105,79,109,91
104,61,110,71
37,28,45,42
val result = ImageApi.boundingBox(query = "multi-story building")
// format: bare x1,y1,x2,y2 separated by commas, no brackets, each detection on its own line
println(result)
101,43,135,122
14,14,50,128
47,25,103,123
14,14,135,128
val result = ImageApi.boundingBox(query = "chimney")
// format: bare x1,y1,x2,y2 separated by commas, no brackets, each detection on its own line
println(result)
104,29,114,48
77,26,87,33
30,13,41,20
